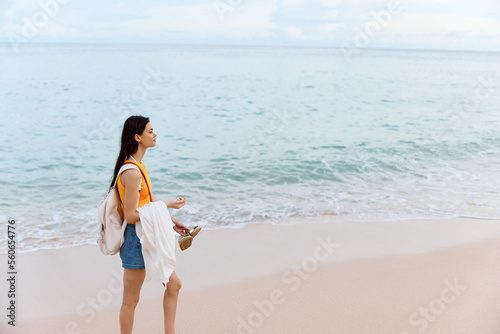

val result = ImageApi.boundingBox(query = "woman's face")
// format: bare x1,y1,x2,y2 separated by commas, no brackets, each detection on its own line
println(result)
139,122,157,148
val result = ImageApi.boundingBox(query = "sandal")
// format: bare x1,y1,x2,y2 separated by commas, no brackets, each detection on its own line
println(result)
178,232,193,251
189,226,202,238
178,226,202,251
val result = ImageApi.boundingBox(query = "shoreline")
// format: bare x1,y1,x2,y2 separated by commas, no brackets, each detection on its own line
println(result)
6,212,500,255
1,216,500,333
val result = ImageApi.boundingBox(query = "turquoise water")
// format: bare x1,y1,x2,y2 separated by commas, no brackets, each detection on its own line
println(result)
1,44,500,252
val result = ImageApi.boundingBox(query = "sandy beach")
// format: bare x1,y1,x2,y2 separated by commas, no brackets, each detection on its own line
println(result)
2,216,500,334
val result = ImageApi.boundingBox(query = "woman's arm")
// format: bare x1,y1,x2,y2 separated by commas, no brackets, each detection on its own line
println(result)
121,169,142,224
151,192,186,209
171,215,189,235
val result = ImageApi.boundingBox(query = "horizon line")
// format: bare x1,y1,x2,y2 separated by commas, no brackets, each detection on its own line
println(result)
0,41,499,55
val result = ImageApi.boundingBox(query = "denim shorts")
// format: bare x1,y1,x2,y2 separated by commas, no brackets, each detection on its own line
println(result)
120,224,145,269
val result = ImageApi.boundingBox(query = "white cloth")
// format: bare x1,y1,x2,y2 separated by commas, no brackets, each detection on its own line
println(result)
135,201,176,285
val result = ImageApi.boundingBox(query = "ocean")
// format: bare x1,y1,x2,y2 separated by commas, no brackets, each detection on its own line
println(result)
1,43,500,253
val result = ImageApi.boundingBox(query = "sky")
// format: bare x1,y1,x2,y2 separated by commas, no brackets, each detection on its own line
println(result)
0,0,499,52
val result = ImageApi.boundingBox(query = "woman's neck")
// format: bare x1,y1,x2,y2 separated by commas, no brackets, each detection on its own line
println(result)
130,148,145,164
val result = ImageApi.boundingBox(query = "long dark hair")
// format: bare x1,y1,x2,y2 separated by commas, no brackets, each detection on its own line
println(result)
109,115,150,189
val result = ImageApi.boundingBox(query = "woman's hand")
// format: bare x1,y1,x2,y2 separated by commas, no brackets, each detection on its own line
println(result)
166,197,186,209
171,215,189,235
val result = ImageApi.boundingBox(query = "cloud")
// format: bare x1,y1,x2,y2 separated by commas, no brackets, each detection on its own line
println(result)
0,0,498,51
274,0,341,22
269,0,347,44
0,0,93,41
105,2,279,42
386,13,500,35
284,26,305,40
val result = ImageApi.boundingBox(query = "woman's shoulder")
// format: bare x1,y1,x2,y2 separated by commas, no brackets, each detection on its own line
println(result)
120,161,141,179
120,167,141,187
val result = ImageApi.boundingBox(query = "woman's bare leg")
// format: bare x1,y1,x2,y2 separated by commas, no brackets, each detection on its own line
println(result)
120,268,146,334
163,271,182,334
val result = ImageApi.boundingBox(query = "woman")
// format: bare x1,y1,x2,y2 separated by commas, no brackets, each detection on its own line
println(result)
109,115,188,334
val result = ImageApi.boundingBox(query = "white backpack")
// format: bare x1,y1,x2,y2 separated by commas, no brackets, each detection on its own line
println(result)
97,163,142,255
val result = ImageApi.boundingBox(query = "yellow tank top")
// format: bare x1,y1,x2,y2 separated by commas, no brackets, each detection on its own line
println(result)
117,160,152,224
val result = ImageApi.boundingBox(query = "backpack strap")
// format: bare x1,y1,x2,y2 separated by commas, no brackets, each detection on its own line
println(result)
114,162,152,204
